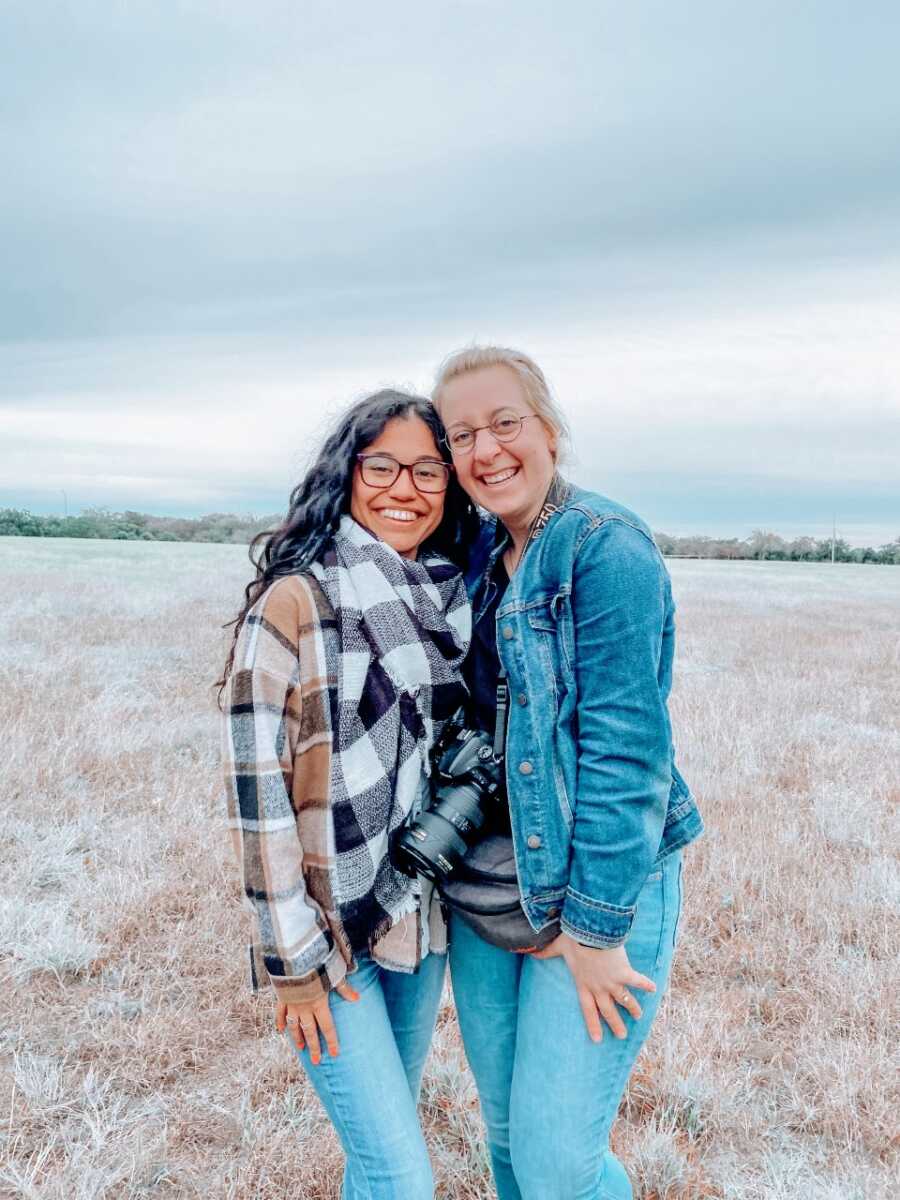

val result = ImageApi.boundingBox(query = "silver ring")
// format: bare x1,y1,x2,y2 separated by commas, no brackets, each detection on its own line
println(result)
619,991,630,1006
286,1016,300,1026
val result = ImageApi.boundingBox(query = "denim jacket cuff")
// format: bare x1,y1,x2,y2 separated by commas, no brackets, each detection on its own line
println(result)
560,886,634,948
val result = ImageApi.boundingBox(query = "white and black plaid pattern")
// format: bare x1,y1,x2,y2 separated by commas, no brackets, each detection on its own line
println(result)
308,517,471,951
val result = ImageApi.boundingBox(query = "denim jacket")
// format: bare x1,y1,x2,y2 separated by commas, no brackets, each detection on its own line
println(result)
466,477,703,948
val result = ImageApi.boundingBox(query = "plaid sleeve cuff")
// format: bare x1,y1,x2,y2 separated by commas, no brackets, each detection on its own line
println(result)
256,942,349,1006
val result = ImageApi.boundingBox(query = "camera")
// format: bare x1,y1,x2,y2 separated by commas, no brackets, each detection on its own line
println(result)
392,721,504,884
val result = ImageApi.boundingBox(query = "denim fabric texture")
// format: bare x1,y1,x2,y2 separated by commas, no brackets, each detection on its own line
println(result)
288,951,446,1200
450,851,683,1200
465,483,703,948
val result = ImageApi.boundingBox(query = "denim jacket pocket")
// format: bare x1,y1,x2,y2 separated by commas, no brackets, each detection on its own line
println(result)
525,591,573,681
525,598,556,632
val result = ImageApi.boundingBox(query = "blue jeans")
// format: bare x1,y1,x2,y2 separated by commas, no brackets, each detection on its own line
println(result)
288,950,446,1200
449,851,683,1200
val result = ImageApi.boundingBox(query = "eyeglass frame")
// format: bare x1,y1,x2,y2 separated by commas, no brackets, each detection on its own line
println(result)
442,410,540,454
354,452,454,494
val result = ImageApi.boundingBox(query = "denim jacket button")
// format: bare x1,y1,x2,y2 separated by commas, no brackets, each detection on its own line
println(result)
519,761,534,775
527,834,542,849
502,625,515,640
517,693,528,706
547,905,560,917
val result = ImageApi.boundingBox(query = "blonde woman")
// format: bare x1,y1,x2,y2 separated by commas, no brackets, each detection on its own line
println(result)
433,347,703,1200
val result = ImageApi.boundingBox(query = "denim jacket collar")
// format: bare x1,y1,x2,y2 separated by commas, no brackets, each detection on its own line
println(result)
478,473,574,598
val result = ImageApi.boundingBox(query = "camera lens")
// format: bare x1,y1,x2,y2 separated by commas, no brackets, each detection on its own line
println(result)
393,775,498,882
390,726,503,884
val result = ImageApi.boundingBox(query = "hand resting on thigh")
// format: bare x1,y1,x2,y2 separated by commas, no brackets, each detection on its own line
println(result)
531,934,654,1041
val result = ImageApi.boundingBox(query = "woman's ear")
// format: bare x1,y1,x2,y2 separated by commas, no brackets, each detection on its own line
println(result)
538,417,558,461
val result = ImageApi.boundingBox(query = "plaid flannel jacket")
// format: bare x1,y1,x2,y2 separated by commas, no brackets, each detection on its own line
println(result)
222,573,443,1005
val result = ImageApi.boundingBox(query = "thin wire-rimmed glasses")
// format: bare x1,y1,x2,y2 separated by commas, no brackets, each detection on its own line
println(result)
443,410,539,454
355,453,453,494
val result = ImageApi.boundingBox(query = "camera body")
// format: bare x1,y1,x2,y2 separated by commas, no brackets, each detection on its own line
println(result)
392,720,504,884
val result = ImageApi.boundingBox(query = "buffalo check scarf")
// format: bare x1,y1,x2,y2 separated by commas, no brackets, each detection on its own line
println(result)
307,516,471,951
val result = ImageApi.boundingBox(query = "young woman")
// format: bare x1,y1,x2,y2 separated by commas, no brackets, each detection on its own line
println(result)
220,390,476,1200
432,347,704,1200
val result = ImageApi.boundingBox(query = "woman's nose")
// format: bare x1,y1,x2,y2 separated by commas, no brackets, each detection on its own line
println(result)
472,427,502,462
387,466,418,498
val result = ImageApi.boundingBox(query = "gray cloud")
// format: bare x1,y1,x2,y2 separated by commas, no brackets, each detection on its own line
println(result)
3,2,900,339
1,1,898,543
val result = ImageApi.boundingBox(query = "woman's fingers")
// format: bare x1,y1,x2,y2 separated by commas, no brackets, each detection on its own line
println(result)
278,1001,306,1050
314,1001,340,1061
598,996,628,1040
301,1016,321,1064
617,989,643,1021
275,1002,287,1033
577,986,603,1043
580,987,643,1042
627,969,656,994
280,986,354,1065
290,1018,306,1052
286,1012,306,1052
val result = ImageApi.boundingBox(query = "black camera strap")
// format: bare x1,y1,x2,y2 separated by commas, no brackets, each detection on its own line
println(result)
493,673,509,760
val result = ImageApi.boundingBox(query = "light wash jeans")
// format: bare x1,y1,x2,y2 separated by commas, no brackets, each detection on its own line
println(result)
288,949,446,1200
449,851,683,1200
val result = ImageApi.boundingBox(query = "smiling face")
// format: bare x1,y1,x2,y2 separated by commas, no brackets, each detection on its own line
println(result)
438,365,557,531
349,414,447,558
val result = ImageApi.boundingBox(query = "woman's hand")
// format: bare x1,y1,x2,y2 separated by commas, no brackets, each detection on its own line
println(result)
532,933,655,1041
275,981,360,1064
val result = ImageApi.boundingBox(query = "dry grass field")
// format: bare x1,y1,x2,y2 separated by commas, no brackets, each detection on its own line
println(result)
1,537,898,1199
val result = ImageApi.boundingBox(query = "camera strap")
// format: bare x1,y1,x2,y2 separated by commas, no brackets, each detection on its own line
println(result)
493,672,509,760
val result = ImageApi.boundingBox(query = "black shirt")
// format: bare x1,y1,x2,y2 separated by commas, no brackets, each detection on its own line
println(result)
463,555,509,736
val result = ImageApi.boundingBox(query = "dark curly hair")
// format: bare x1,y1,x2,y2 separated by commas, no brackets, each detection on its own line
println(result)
217,388,478,700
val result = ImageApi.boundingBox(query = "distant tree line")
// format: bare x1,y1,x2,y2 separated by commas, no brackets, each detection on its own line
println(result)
0,508,279,544
655,528,900,565
1,508,898,563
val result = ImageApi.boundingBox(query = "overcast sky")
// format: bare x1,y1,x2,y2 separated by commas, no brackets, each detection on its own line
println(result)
2,1,899,544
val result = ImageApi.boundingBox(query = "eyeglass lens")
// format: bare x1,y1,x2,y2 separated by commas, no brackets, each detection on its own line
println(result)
360,455,450,492
447,411,524,451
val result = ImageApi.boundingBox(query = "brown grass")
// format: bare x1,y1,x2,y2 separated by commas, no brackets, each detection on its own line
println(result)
1,539,897,1198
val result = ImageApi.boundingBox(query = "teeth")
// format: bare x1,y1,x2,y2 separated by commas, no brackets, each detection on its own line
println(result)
380,509,418,522
483,468,518,485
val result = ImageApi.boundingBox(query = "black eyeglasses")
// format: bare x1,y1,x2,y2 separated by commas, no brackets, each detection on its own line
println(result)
356,453,453,494
443,410,539,454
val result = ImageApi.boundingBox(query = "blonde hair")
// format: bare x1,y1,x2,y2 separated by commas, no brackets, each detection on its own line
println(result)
431,345,571,463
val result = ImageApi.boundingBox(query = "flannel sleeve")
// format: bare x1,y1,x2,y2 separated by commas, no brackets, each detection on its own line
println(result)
222,577,347,1004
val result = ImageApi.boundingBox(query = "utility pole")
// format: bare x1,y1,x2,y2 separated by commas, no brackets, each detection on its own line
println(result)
831,513,836,564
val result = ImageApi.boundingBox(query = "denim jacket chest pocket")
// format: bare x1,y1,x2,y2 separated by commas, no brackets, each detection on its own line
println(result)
522,588,575,693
